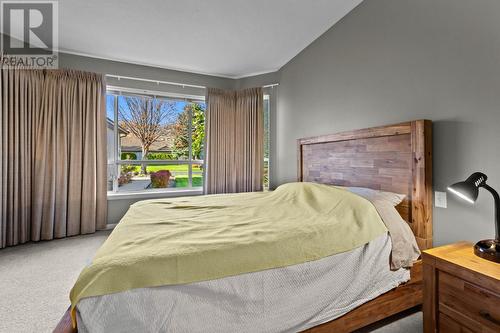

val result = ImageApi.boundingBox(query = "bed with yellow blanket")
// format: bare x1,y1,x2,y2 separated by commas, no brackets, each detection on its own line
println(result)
70,182,418,332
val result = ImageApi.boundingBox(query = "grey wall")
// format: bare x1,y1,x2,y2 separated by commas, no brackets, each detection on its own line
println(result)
235,72,280,90
274,0,500,246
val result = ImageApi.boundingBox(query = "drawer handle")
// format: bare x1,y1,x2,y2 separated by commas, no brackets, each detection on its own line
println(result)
479,310,500,326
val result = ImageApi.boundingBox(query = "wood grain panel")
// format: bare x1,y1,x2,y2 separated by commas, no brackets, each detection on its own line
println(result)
439,313,475,333
411,120,433,251
423,258,437,333
302,134,412,201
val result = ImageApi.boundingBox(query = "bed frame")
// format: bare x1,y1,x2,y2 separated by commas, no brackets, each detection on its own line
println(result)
299,119,432,332
55,120,432,333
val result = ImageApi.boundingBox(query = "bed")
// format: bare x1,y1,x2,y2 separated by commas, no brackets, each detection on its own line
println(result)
55,119,432,333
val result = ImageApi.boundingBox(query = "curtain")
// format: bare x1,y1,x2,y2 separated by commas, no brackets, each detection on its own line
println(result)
0,67,107,248
205,87,263,194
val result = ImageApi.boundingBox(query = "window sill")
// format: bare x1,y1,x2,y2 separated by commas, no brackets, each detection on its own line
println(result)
107,188,204,201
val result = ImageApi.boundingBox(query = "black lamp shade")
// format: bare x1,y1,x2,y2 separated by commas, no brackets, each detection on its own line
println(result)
447,172,486,204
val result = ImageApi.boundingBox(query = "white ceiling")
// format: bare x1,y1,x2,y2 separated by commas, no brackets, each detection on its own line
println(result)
57,0,362,78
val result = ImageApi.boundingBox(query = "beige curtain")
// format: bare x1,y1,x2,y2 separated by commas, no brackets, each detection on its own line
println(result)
205,87,263,194
1,68,44,247
0,67,107,248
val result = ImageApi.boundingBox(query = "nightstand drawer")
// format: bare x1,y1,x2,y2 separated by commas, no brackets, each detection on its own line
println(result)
439,271,500,332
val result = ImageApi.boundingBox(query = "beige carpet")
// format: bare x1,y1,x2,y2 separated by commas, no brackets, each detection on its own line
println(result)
0,231,421,333
0,231,110,333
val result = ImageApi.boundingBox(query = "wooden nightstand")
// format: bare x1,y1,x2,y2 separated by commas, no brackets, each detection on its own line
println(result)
422,242,500,333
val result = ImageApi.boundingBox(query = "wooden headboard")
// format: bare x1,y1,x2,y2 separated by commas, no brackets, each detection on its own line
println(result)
297,120,432,250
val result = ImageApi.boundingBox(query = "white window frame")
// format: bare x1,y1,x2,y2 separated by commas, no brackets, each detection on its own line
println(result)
106,86,205,198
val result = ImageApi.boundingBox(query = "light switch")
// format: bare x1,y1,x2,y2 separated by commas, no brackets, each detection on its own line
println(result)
435,191,447,208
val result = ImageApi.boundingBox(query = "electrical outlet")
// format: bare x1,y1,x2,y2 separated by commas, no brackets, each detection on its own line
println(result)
435,191,447,208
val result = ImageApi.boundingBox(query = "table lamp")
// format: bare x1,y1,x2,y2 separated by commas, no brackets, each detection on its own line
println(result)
448,172,500,263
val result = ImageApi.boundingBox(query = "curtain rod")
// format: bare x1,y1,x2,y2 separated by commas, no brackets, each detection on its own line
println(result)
105,74,206,89
106,74,279,90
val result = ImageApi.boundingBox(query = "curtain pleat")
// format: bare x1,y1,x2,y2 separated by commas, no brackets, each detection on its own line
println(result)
67,79,84,236
205,87,263,194
0,66,107,249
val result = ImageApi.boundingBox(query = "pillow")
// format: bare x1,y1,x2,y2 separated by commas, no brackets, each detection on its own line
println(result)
343,186,406,207
337,186,420,269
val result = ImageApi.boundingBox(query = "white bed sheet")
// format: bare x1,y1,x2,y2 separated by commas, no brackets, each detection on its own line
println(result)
76,233,409,333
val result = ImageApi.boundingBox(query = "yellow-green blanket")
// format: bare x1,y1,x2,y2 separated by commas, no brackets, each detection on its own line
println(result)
70,182,387,326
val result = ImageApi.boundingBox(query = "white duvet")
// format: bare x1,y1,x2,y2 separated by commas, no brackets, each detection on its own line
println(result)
76,233,409,333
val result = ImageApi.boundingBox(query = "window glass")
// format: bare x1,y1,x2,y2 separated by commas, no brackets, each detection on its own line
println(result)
107,91,205,193
191,102,206,188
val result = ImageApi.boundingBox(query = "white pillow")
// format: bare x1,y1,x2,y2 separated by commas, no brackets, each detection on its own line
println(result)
343,186,406,207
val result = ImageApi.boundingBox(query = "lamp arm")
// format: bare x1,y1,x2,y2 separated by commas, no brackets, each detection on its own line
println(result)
482,184,500,241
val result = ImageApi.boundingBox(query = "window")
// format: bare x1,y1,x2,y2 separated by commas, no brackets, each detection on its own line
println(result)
106,89,205,193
